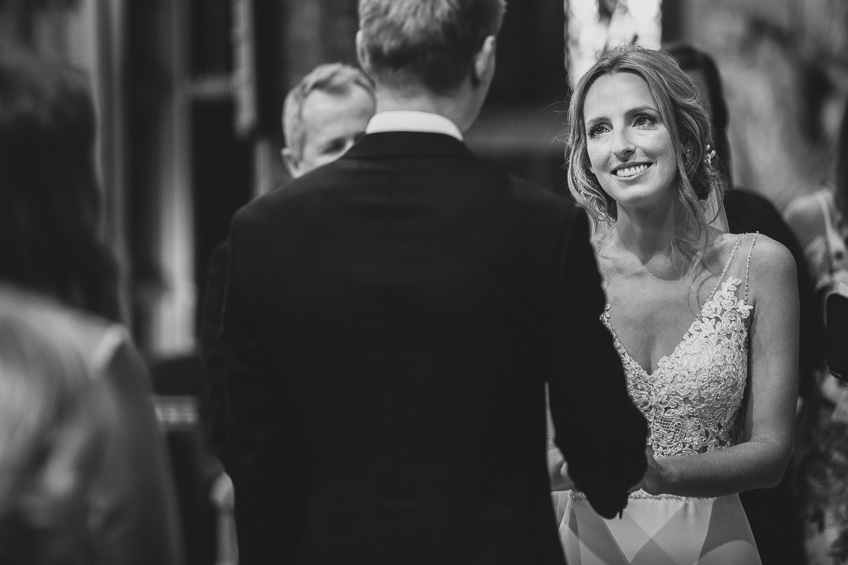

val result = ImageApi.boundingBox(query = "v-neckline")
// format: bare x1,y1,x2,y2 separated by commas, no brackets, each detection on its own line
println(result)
604,234,743,378
605,300,705,378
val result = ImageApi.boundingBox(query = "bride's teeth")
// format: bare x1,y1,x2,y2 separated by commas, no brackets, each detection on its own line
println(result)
616,164,646,177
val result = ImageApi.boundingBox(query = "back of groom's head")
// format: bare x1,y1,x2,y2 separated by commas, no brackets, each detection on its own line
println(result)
357,0,506,95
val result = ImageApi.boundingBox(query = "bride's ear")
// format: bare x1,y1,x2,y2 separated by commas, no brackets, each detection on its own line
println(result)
681,139,699,171
682,144,693,163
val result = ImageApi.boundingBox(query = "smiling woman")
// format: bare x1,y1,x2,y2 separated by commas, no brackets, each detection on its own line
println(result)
566,47,721,237
582,73,678,215
550,45,800,565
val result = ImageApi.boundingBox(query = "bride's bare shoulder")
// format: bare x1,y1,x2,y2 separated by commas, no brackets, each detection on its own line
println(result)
704,232,795,283
740,233,797,300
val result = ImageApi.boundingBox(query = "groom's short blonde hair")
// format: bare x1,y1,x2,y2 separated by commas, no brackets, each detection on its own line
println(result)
358,0,506,95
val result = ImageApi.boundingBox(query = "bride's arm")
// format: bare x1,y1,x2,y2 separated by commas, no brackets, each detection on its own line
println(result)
640,235,799,498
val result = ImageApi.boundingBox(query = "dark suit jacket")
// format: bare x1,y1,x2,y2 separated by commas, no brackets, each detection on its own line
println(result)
199,240,233,466
220,131,648,564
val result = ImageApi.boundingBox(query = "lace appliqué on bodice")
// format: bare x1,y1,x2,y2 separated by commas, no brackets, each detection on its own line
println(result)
602,277,753,458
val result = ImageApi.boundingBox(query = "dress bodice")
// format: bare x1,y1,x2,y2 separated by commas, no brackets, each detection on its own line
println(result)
601,235,756,458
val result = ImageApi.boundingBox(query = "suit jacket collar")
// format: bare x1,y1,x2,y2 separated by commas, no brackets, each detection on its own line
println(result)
343,131,476,161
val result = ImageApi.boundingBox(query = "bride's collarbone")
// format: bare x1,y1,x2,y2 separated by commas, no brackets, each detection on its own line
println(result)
598,230,739,278
600,239,740,305
604,268,714,303
607,280,703,321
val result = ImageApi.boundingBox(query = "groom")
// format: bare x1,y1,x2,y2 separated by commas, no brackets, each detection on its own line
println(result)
220,0,648,563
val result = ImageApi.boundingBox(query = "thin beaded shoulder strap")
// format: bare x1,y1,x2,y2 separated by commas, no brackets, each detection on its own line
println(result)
744,232,760,303
705,233,744,302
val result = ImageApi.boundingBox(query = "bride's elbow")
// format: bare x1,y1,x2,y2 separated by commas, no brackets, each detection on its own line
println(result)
755,442,792,489
736,430,791,488
759,463,787,489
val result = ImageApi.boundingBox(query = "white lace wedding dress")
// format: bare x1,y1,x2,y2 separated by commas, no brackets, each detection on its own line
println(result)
559,234,762,565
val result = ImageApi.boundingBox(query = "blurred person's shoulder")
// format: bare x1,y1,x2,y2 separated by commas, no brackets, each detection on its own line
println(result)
0,285,129,378
784,188,836,249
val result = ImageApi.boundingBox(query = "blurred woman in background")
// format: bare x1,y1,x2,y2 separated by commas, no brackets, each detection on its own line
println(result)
785,94,848,564
0,45,183,563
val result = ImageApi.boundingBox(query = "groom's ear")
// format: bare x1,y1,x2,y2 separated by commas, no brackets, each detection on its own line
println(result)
472,36,497,87
356,31,373,76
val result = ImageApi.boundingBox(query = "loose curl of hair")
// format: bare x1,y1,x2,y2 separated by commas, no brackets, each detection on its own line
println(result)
565,45,726,246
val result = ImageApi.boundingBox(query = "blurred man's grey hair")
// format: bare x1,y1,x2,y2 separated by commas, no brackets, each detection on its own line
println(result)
282,63,375,161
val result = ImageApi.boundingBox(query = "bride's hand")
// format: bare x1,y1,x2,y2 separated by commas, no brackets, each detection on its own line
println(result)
631,446,667,495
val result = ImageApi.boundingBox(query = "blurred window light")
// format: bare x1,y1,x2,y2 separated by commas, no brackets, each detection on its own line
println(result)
565,0,662,85
572,0,599,20
629,0,661,22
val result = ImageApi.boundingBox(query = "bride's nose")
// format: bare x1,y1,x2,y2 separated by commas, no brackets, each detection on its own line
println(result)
612,130,635,160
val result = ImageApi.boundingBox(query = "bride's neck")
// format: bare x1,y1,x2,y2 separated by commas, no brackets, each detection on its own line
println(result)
598,200,712,281
612,206,687,262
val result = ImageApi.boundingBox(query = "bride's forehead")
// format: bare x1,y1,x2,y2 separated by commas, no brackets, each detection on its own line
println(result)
584,73,657,114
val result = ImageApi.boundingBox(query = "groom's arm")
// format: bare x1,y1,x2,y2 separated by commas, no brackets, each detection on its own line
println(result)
545,206,647,518
220,208,309,564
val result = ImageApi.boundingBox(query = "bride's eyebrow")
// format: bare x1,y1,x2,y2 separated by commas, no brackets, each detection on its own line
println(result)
585,105,659,127
627,105,659,115
585,116,607,129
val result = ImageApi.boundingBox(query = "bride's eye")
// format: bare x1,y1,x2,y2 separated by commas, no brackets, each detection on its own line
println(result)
587,124,609,138
633,114,656,127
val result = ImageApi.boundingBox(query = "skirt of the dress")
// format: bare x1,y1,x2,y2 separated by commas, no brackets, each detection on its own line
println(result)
556,491,761,565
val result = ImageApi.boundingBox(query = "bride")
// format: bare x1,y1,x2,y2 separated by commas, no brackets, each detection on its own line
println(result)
551,45,799,564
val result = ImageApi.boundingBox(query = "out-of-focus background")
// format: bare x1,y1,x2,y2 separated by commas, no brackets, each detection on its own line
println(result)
2,0,845,361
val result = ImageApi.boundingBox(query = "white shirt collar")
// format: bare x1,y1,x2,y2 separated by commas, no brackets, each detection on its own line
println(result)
365,111,463,141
